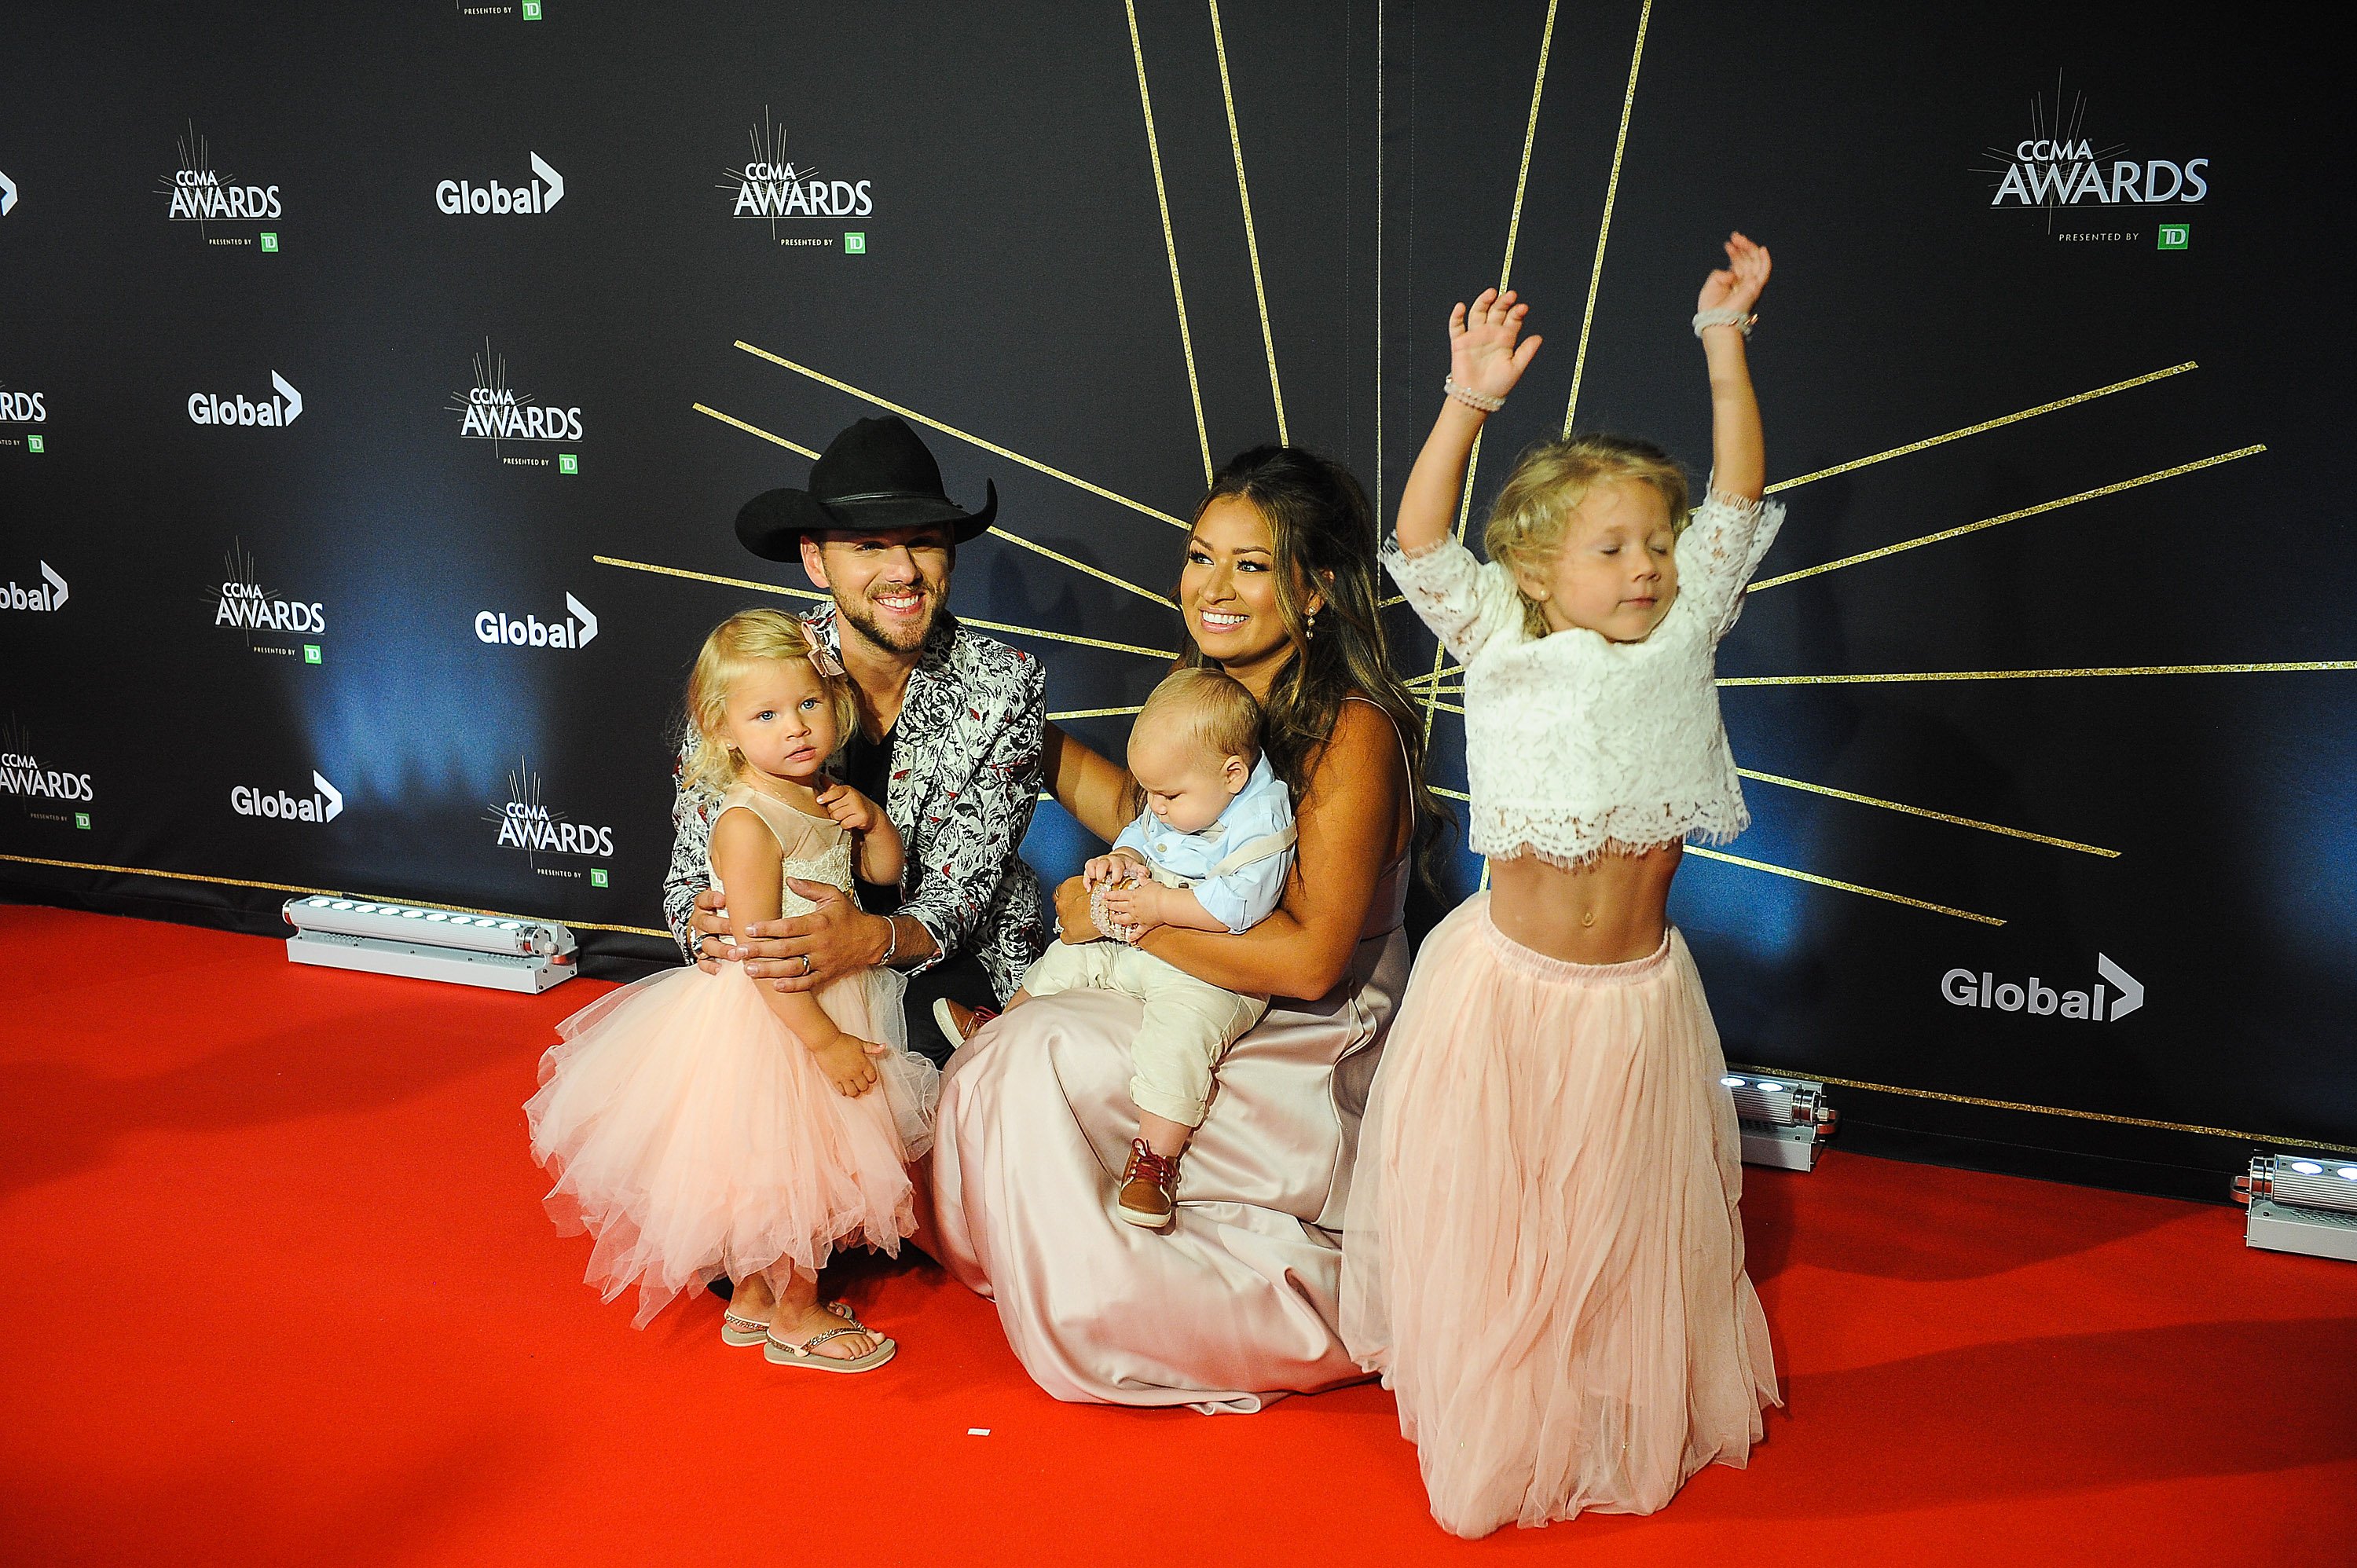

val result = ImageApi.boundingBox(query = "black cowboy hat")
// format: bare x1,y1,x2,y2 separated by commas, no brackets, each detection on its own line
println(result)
735,415,996,559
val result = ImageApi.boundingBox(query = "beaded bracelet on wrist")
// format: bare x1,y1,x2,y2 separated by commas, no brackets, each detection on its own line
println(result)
1443,376,1506,413
1692,307,1758,339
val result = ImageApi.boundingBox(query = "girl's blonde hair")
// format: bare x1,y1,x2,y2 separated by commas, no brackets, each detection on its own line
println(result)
1484,435,1690,638
682,609,860,794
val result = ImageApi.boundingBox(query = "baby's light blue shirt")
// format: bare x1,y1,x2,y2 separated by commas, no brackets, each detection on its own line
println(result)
1113,753,1296,934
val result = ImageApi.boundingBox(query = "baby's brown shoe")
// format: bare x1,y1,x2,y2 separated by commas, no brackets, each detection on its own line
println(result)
1116,1138,1179,1229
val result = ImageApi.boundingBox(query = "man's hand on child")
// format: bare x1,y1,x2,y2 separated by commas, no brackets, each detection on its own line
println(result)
1696,232,1771,317
814,782,882,836
1450,287,1544,402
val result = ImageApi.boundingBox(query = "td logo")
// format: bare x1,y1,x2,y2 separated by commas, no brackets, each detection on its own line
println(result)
1941,954,2144,1022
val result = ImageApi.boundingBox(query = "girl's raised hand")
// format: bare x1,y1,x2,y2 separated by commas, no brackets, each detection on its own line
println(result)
1696,232,1772,317
1449,288,1543,402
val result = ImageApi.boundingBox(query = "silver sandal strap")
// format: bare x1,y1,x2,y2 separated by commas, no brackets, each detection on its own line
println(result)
770,1324,871,1356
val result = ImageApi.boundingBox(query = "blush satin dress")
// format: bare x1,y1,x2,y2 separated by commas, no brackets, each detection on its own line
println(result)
931,804,1411,1412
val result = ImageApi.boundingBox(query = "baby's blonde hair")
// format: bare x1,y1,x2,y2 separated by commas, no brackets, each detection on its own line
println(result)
1484,435,1691,638
1136,665,1263,766
682,609,860,794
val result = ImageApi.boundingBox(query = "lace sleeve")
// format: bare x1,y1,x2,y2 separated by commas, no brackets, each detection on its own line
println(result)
1677,487,1786,641
1380,533,1527,665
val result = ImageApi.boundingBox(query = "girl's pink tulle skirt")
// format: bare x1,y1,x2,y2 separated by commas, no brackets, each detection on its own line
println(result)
1342,894,1778,1537
525,960,937,1326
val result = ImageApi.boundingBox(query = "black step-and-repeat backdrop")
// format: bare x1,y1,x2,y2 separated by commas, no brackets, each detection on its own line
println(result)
4,2,2351,1198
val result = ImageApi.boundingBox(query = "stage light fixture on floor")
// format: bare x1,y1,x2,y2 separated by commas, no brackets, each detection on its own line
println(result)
2235,1152,2357,1263
1723,1068,1838,1171
282,896,577,993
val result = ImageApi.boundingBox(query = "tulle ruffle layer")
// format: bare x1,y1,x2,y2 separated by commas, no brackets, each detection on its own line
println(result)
1342,896,1777,1536
526,960,937,1326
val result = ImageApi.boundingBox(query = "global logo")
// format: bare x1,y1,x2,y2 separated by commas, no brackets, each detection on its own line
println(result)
233,770,343,824
3,562,68,613
452,339,582,446
188,372,303,427
159,124,282,224
475,593,597,649
1,167,16,216
436,152,564,215
1978,79,2209,213
1941,954,2145,1022
722,109,872,240
489,757,614,863
207,540,327,644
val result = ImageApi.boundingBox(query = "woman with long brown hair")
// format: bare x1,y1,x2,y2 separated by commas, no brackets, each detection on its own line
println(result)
929,445,1443,1409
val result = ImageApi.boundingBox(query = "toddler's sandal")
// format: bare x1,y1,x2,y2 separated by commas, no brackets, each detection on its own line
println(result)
720,1310,772,1348
764,1321,897,1373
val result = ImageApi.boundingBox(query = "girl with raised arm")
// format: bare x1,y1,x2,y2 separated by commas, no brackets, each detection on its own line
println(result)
1343,236,1783,1533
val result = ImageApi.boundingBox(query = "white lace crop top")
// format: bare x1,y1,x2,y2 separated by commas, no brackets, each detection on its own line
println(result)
1381,489,1784,866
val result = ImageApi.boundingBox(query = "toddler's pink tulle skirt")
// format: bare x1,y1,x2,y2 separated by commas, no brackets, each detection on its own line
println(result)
525,960,937,1326
1342,894,1778,1537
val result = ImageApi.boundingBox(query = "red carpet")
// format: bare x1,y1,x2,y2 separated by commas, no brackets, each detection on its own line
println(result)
2,906,2352,1566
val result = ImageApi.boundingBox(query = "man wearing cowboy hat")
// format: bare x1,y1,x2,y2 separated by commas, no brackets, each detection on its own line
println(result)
663,415,1047,1062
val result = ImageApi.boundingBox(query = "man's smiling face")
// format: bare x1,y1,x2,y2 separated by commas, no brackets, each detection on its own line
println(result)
800,522,956,656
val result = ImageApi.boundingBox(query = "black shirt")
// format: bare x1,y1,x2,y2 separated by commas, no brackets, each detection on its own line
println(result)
838,723,901,914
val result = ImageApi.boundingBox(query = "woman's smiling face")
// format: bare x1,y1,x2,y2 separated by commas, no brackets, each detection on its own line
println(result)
1180,496,1318,694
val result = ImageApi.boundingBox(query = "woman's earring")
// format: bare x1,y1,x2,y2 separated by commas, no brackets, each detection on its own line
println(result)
1305,606,1320,642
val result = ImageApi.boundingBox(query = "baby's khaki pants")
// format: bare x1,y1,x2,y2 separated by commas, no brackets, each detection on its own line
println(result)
1021,940,1267,1127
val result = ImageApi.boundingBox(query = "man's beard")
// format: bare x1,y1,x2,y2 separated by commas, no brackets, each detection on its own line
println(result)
838,584,939,655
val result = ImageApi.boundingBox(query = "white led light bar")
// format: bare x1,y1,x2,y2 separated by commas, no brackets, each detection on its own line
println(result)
1722,1068,1838,1171
280,896,577,993
2236,1152,2357,1264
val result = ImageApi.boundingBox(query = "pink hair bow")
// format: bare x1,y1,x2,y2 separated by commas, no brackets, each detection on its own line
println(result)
808,644,845,680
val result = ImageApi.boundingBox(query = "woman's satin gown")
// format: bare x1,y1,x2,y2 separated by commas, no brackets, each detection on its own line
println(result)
931,855,1410,1412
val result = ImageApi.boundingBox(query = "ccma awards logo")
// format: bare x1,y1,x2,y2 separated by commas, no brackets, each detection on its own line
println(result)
489,756,614,874
207,540,326,655
437,152,564,215
1,720,95,809
722,108,872,245
452,340,581,465
1977,77,2209,235
159,123,281,244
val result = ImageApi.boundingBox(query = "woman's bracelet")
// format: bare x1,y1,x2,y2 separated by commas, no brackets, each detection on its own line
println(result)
1443,376,1505,413
1692,307,1757,339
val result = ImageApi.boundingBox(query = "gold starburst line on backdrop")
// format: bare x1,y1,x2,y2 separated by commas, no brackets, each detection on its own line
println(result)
1728,1063,2357,1155
1749,445,2267,592
693,402,819,457
1562,0,1654,435
1735,769,2118,855
1684,846,2006,925
732,343,1190,529
1048,705,1146,721
1720,659,2357,687
1420,0,1559,742
692,401,1177,608
1126,0,1215,485
1208,0,1286,442
592,555,1176,659
1764,361,2200,494
0,854,669,937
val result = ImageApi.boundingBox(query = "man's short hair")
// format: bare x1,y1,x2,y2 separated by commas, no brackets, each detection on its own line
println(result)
1138,665,1263,764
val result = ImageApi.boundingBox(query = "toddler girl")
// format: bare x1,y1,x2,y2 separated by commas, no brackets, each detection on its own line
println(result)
1343,236,1782,1533
992,665,1294,1229
526,609,937,1372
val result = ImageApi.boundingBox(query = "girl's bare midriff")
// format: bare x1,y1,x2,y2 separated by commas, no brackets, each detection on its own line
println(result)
1486,844,1682,965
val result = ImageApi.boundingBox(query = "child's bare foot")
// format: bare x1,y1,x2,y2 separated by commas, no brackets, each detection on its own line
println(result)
720,1273,779,1346
769,1299,882,1361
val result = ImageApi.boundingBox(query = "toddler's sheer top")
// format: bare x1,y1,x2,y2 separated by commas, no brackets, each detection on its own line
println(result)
706,785,856,916
1380,489,1783,867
